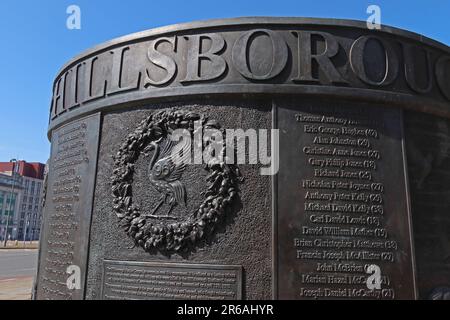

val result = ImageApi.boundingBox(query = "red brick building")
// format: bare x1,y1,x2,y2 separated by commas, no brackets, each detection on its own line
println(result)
0,160,45,241
0,161,45,180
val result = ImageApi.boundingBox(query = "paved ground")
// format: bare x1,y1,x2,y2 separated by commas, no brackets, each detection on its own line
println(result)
0,249,38,300
1,241,39,249
0,276,34,300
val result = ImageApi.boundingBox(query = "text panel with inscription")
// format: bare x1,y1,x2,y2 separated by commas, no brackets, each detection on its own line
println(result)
101,260,243,300
276,100,416,299
36,113,101,300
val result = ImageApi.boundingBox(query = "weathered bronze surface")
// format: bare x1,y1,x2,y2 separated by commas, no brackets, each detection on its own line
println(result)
36,17,450,300
404,112,450,299
276,100,415,299
35,113,101,300
110,110,242,255
101,260,243,299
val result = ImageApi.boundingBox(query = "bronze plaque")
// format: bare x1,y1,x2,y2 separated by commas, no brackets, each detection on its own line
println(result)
404,111,450,299
276,100,417,299
101,260,243,300
35,113,101,300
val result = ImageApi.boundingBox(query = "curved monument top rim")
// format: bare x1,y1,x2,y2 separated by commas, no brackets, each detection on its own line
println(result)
47,16,450,138
55,16,449,80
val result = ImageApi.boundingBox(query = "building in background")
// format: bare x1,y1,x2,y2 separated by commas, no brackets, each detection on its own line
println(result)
0,161,45,241
0,172,23,241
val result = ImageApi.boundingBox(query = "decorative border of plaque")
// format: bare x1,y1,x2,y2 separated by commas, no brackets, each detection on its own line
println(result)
111,110,242,254
275,99,417,300
101,260,243,300
35,113,101,300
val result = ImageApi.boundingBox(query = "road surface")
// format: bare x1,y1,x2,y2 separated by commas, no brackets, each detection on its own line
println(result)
0,249,38,300
0,249,38,279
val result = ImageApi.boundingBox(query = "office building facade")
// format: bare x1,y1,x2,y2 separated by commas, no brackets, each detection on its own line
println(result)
0,161,45,241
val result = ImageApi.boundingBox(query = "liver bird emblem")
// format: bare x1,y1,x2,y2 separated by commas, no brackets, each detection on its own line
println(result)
143,136,191,219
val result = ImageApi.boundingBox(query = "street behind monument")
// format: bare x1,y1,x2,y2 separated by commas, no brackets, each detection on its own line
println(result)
0,249,38,300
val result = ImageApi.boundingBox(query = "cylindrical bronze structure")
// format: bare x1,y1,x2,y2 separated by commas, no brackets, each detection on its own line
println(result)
35,17,450,300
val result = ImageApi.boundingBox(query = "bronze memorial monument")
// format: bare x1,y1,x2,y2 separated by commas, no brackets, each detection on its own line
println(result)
34,17,450,300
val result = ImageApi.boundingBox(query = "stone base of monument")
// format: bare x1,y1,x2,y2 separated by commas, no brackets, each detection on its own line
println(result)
35,17,450,300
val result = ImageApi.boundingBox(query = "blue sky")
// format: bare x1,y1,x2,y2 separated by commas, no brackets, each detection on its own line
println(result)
0,0,448,163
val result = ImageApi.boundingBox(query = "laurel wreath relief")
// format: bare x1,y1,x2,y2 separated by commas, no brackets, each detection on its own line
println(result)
111,110,242,253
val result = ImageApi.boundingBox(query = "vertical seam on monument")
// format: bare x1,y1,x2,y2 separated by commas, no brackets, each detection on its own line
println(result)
271,98,278,300
400,109,419,299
